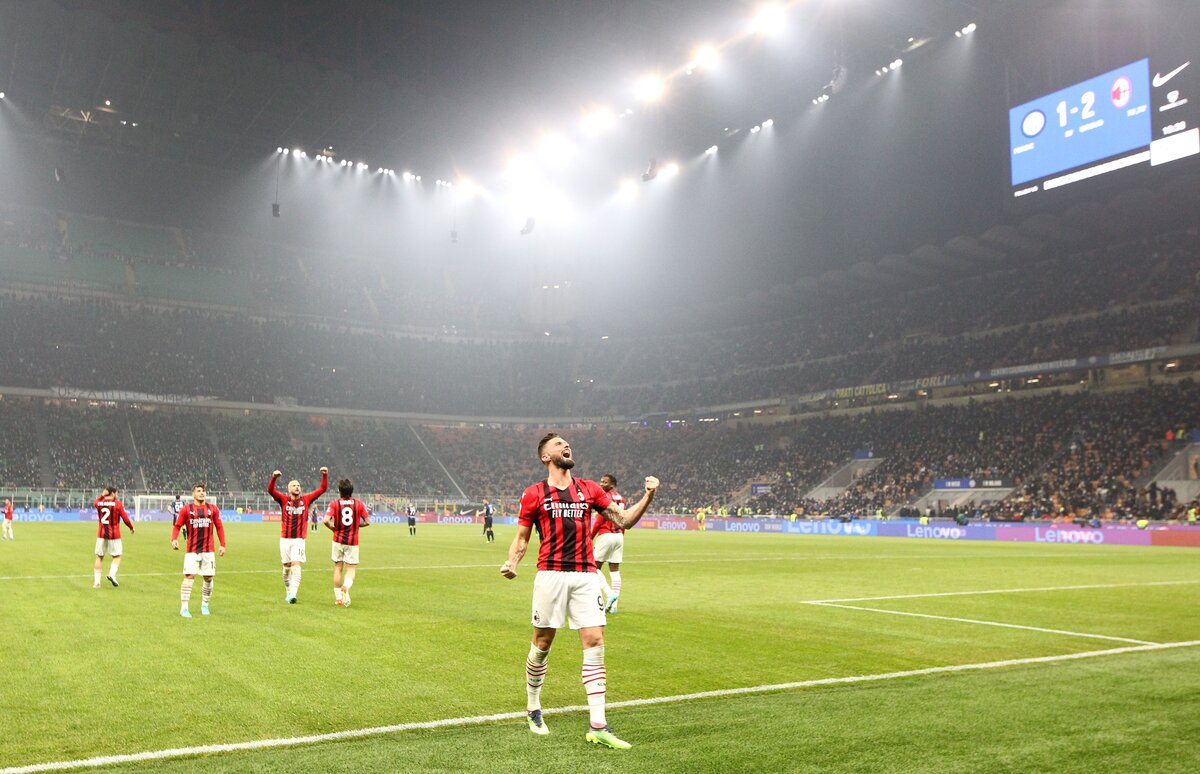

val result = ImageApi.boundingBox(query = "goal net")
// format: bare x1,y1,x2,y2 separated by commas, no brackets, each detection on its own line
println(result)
134,494,183,523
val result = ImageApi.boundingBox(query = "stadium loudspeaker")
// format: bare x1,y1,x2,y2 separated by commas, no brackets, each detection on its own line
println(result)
272,203,280,218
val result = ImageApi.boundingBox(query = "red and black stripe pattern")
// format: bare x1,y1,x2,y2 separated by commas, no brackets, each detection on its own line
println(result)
94,498,131,539
173,503,225,553
518,478,612,573
328,498,368,546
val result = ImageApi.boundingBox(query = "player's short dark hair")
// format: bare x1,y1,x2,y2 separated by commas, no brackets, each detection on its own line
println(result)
601,474,617,485
338,478,354,497
193,483,206,491
537,432,561,459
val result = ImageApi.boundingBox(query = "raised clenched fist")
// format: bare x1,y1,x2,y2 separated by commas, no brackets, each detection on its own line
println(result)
645,476,660,493
320,466,328,474
272,470,282,478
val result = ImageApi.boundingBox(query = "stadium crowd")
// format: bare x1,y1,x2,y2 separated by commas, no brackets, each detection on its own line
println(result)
0,382,1195,524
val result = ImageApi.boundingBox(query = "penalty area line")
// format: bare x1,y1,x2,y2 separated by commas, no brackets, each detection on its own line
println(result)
806,602,1158,645
4,640,1199,773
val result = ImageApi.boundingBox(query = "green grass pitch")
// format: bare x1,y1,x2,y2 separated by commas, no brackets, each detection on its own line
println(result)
1,523,1197,772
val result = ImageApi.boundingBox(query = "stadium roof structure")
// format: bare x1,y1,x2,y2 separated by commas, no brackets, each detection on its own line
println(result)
0,0,1013,176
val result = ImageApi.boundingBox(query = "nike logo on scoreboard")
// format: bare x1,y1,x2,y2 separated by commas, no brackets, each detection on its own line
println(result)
1153,62,1191,88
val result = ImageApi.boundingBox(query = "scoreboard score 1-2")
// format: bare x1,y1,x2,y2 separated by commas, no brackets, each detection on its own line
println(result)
1010,53,1198,199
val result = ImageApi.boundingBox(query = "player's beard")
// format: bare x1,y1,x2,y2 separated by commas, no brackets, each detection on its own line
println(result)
552,454,575,471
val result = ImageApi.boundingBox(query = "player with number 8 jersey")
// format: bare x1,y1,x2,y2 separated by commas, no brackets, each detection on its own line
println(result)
323,478,369,607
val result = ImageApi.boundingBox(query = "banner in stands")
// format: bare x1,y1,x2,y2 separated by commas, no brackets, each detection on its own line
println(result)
48,386,218,405
932,478,1013,490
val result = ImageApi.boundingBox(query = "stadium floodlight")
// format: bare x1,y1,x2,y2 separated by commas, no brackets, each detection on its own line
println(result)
966,22,977,33
750,124,761,134
751,4,785,35
539,132,572,162
693,45,718,70
762,118,774,128
618,178,639,199
104,99,111,107
635,75,665,102
402,171,414,181
705,145,718,156
290,148,299,155
891,58,903,69
661,161,680,179
581,107,616,135
0,92,5,100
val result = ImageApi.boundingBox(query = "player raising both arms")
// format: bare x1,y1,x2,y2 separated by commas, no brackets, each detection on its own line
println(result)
500,432,658,750
172,484,225,618
589,475,626,613
93,487,133,588
323,478,369,607
268,466,328,604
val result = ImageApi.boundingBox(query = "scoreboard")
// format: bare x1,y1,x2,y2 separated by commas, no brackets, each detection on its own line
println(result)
1010,53,1198,199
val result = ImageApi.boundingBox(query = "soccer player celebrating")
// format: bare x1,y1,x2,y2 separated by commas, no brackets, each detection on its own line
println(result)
406,502,417,536
2,498,13,540
171,484,225,618
589,475,625,613
93,486,133,588
500,432,659,750
483,498,495,543
268,466,328,604
323,478,369,607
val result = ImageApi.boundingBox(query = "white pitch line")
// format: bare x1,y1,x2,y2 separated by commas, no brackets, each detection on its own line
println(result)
802,579,1200,604
807,602,1158,645
4,639,1198,774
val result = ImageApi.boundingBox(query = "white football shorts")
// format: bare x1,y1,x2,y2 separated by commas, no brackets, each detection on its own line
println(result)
331,542,360,565
531,570,606,630
592,533,625,564
94,538,122,557
279,537,307,564
183,552,216,576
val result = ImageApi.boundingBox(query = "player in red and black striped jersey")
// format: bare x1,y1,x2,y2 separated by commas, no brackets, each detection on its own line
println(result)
268,467,328,604
93,486,134,588
500,432,659,750
589,475,626,612
322,478,369,607
170,484,226,618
